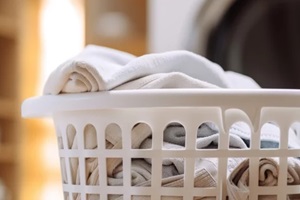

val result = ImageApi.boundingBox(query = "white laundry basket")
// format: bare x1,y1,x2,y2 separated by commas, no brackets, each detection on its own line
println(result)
22,89,300,200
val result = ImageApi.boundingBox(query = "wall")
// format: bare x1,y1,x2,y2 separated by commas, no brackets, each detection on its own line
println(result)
147,0,205,53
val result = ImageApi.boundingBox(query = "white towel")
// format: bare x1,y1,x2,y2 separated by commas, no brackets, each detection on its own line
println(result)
225,71,260,89
43,45,260,94
227,157,300,200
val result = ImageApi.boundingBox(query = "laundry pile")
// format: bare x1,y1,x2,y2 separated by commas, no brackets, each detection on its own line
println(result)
44,45,300,200
43,45,260,95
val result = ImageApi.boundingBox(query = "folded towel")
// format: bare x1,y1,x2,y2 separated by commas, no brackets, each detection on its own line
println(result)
225,71,260,89
227,157,300,200
43,45,260,94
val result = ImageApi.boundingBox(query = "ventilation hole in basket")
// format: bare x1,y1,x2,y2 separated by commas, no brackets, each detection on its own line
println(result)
288,194,300,199
260,122,280,149
106,157,123,186
289,122,300,149
196,122,219,150
84,124,98,149
131,158,152,186
258,157,279,187
132,195,150,199
132,122,152,149
258,195,277,199
227,157,246,183
72,193,80,199
69,157,80,185
56,127,64,149
162,196,182,199
194,157,218,188
64,192,69,199
105,123,122,149
87,194,100,199
229,121,251,149
163,122,185,149
60,158,68,184
161,157,184,187
66,124,77,149
287,157,300,186
108,194,122,199
194,196,215,200
85,158,99,185
57,136,64,149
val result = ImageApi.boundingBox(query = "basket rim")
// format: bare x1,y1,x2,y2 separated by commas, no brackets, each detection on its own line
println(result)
21,88,300,118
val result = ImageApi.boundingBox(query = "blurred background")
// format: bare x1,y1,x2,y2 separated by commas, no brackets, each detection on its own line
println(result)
0,0,300,199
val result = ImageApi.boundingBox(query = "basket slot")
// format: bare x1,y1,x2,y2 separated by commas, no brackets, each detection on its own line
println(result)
69,157,80,185
105,123,122,149
290,122,300,148
131,122,152,150
195,122,220,150
259,122,280,149
66,124,78,149
85,158,99,185
84,124,97,149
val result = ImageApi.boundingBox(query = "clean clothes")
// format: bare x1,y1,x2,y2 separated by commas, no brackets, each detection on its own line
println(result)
227,157,300,200
43,45,260,95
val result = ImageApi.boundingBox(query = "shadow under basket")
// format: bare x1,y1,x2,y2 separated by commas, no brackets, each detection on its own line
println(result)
22,89,300,200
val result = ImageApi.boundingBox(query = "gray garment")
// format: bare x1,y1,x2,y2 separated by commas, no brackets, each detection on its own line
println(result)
163,122,300,149
163,123,218,147
163,123,248,150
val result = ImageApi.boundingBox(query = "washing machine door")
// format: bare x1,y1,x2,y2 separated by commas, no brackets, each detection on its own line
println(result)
187,0,300,88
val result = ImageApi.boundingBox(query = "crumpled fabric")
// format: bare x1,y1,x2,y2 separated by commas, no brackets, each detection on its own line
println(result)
43,45,258,95
227,157,300,200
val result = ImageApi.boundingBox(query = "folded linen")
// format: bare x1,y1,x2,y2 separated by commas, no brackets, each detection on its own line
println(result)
43,45,260,95
227,157,300,200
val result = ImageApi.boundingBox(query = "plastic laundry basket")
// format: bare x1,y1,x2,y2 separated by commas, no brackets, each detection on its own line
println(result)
22,89,300,200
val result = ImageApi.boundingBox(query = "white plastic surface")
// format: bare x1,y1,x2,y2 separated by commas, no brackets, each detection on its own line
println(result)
21,89,300,200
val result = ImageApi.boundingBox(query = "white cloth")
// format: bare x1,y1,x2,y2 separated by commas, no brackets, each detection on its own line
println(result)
225,71,260,89
227,122,300,149
227,157,300,200
43,45,260,95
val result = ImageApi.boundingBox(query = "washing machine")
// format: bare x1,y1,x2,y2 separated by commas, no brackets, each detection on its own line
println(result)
186,0,300,88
